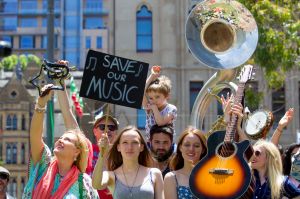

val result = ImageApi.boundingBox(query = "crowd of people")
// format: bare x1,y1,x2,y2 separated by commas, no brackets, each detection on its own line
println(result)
12,61,300,199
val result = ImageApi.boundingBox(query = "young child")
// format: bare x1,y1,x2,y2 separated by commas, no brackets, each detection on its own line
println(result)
142,65,177,140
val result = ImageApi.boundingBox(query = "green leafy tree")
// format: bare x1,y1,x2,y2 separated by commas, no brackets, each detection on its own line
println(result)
238,0,300,89
0,54,41,71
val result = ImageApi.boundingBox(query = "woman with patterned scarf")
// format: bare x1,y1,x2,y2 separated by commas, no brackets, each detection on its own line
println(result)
22,84,98,199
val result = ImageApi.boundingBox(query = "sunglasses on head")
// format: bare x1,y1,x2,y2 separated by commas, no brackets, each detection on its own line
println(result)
0,173,8,180
254,150,261,157
98,124,117,131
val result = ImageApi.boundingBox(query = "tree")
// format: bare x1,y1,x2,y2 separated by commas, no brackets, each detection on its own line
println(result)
238,0,300,89
0,54,41,71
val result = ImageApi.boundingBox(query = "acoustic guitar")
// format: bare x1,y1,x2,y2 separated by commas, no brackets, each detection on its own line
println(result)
189,65,254,199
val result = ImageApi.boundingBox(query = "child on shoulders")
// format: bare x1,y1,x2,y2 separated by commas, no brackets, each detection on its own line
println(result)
142,65,177,140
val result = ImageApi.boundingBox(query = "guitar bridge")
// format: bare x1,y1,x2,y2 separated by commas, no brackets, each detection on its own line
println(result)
209,168,234,175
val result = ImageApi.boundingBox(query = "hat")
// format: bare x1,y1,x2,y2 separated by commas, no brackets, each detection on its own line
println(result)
150,125,174,139
93,114,119,129
0,166,10,178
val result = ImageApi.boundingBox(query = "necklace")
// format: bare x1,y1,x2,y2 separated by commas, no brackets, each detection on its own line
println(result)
122,165,140,198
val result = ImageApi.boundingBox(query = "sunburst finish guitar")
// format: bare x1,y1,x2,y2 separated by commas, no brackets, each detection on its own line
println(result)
189,65,254,199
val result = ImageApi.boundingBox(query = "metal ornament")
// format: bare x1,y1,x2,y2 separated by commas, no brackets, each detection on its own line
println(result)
29,59,76,96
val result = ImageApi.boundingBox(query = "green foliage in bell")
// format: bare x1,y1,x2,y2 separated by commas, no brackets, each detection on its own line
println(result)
238,0,299,89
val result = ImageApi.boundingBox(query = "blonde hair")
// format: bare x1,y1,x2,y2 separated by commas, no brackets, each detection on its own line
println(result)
146,75,171,97
67,129,89,173
253,140,284,199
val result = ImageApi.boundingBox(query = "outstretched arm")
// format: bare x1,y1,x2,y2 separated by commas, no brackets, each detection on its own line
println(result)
142,66,161,109
30,84,54,165
271,108,294,146
56,60,79,130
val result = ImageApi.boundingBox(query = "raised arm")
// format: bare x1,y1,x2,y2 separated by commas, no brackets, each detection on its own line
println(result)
92,134,114,191
271,108,294,146
142,66,160,109
56,60,79,130
30,84,53,165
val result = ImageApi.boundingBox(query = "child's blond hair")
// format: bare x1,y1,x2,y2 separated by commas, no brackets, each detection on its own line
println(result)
146,75,171,97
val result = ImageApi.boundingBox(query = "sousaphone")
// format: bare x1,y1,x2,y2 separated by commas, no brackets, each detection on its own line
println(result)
187,0,258,130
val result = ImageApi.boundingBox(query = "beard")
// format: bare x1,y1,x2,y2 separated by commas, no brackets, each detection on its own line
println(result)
150,146,173,162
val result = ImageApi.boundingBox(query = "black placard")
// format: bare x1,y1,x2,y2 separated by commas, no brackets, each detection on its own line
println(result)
80,50,149,109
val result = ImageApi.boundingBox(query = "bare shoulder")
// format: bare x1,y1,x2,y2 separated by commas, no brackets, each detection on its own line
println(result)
164,171,176,182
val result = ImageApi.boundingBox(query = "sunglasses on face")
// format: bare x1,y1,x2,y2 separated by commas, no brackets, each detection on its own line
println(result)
254,150,261,157
98,124,117,131
0,173,8,180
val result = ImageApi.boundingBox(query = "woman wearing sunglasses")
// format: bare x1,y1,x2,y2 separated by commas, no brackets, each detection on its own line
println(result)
251,140,300,199
92,125,164,199
22,84,98,199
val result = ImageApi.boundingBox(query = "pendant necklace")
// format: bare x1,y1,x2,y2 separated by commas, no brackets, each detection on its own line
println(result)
122,165,140,198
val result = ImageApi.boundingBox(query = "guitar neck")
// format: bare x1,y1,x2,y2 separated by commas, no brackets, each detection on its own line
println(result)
225,82,245,142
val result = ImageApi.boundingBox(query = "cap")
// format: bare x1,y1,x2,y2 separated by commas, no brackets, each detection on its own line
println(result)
150,125,174,138
0,166,10,177
93,114,119,129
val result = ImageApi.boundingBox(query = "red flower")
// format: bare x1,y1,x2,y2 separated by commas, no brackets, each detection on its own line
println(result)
214,7,223,13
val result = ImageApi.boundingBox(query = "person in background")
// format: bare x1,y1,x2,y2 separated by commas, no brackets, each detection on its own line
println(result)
0,166,15,199
149,125,175,178
22,84,98,198
251,140,300,199
91,113,119,199
164,127,207,199
92,126,164,199
142,65,177,140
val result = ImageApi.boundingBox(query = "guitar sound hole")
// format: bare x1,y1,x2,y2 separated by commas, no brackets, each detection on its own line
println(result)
217,142,235,158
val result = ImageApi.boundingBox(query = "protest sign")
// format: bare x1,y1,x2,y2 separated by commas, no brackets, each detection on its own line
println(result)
80,50,149,109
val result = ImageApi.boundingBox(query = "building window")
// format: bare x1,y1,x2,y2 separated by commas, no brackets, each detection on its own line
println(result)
137,109,146,129
136,5,152,52
20,36,35,49
2,36,13,48
22,115,26,130
6,115,12,130
19,17,37,27
1,17,17,31
1,0,18,13
21,143,25,164
20,0,37,12
96,37,102,49
12,115,17,130
21,178,26,195
86,36,91,49
6,143,11,164
83,17,104,29
84,0,103,12
12,144,17,164
11,178,17,197
0,143,2,161
189,81,204,113
272,86,285,128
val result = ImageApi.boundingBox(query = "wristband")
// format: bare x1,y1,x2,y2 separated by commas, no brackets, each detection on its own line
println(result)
35,103,46,113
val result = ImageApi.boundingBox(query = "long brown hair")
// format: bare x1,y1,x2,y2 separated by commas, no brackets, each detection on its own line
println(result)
170,126,207,170
107,125,152,171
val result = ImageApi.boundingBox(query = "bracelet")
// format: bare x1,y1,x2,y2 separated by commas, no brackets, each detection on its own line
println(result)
34,103,46,113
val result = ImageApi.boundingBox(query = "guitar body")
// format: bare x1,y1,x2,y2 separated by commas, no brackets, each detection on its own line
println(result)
189,131,252,199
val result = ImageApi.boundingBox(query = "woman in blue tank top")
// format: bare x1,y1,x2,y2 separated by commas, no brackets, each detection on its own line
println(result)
92,126,164,199
164,127,207,199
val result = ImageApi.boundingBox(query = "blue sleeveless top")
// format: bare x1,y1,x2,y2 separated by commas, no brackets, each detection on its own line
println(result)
113,169,154,199
174,174,196,199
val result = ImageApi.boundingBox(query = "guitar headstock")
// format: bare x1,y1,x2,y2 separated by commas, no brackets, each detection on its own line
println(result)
237,64,254,83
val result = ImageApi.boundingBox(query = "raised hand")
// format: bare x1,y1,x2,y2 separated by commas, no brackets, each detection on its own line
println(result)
278,108,294,130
